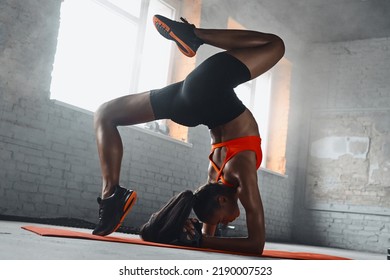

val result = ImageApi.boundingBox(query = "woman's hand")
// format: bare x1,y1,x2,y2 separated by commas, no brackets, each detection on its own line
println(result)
182,218,199,239
179,218,202,247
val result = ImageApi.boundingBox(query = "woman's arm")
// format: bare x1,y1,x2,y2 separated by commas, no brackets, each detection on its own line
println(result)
201,159,265,254
202,223,217,236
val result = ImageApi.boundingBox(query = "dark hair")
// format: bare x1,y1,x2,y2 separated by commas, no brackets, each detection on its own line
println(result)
140,183,236,244
193,183,237,223
140,190,195,244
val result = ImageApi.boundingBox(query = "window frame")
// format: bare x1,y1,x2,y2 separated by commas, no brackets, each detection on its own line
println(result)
50,0,178,112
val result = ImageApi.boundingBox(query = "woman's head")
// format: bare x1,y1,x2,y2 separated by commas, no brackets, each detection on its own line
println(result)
193,183,240,225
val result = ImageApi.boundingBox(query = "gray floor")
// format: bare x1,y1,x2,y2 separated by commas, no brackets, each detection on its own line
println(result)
0,220,386,260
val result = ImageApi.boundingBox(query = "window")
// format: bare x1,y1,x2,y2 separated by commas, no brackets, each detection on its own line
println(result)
265,58,291,175
50,0,175,112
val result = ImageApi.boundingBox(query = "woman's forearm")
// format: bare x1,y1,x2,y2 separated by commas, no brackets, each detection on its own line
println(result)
201,235,264,254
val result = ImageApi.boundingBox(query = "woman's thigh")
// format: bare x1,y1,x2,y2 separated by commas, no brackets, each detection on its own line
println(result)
96,91,156,126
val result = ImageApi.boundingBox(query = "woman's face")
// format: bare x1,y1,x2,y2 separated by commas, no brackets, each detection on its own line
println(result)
207,194,240,225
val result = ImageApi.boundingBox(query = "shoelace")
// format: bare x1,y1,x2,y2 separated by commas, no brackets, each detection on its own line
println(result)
97,198,106,220
180,17,195,28
98,207,104,220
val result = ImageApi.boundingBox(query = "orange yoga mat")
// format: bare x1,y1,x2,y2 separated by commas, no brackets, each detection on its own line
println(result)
22,225,350,260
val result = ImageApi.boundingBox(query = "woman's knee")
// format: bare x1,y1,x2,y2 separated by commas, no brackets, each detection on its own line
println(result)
94,100,116,127
95,92,156,127
273,35,285,59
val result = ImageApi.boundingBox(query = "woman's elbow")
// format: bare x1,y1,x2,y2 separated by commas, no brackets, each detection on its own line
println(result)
247,238,265,254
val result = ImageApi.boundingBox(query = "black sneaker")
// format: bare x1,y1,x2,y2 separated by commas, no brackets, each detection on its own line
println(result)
92,185,137,236
153,14,204,57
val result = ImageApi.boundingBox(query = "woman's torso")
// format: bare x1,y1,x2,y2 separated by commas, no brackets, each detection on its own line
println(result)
208,109,260,186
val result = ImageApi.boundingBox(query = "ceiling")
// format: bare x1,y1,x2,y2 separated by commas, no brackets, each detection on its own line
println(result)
256,0,390,43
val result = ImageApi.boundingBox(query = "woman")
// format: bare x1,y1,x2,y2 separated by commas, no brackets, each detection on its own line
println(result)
93,14,285,254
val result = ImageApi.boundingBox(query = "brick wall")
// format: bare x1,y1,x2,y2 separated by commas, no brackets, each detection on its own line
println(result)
9,0,387,255
293,38,390,253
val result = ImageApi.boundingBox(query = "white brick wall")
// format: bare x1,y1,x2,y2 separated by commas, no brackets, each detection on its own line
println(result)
260,171,294,241
294,38,390,254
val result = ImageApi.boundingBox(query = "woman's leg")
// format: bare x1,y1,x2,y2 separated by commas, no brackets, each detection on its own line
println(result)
194,29,285,79
94,91,155,198
153,15,284,79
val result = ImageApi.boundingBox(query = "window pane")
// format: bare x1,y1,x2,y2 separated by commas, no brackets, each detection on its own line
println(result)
137,0,175,92
235,84,252,108
50,0,137,112
106,0,142,17
236,76,271,169
253,73,272,168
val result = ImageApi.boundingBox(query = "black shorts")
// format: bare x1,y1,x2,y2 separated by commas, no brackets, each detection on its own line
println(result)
150,52,251,129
